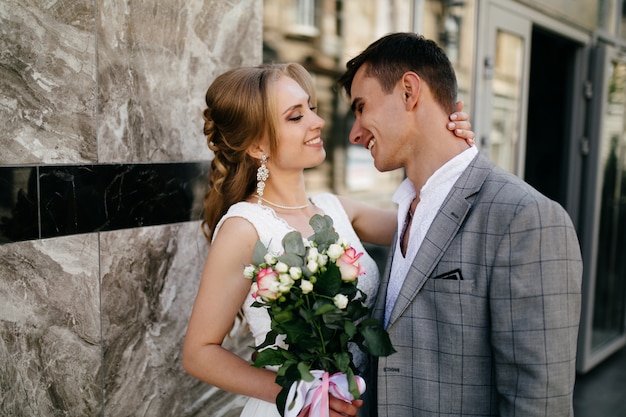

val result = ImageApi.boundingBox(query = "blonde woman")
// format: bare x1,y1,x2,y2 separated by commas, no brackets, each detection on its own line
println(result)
182,63,474,417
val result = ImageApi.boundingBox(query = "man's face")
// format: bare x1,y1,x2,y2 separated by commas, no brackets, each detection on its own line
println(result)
348,66,410,172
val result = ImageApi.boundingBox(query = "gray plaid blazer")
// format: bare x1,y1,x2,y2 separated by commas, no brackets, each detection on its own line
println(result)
371,153,583,416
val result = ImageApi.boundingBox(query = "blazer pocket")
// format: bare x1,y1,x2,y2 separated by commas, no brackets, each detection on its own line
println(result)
432,268,463,280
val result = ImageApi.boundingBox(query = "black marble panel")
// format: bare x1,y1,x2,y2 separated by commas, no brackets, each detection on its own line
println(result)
0,167,39,243
0,162,210,244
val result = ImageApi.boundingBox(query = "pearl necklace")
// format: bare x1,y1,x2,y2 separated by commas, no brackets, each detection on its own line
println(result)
256,195,310,210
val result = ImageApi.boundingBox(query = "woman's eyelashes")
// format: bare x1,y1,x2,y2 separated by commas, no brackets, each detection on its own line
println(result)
287,106,317,122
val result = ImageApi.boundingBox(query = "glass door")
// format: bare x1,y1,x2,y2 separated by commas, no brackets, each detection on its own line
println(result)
577,43,626,373
474,4,531,176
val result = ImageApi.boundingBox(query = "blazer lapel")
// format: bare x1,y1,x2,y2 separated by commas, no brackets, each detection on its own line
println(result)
386,153,494,327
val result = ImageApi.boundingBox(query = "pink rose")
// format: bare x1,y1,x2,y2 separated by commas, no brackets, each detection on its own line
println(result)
336,247,365,281
253,267,280,300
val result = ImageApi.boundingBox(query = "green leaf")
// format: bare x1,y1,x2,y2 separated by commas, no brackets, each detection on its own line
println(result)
308,214,339,251
314,302,337,316
321,311,345,329
297,361,314,382
280,361,305,383
346,368,361,399
277,252,303,267
357,318,396,357
252,240,269,266
253,347,288,368
309,214,334,233
314,263,342,296
272,307,294,324
282,231,306,256
344,320,357,338
333,351,351,372
254,329,280,350
276,387,289,417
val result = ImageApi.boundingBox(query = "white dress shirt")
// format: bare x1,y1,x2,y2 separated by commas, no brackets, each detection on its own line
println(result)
384,146,478,327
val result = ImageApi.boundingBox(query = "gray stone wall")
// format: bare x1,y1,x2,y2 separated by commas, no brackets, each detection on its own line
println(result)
0,1,261,416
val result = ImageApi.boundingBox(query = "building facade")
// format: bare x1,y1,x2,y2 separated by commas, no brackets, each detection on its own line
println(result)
263,0,626,376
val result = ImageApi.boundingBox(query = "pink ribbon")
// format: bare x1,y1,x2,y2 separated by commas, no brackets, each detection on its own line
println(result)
284,371,366,417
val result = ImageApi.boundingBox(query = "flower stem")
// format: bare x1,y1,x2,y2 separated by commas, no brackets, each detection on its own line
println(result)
307,295,327,355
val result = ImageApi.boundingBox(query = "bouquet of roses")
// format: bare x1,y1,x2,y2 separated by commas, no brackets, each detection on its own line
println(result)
243,214,395,417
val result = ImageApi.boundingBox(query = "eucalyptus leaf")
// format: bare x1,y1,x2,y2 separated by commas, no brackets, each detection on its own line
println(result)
278,252,303,267
282,231,306,256
308,214,339,251
309,214,333,232
252,240,269,265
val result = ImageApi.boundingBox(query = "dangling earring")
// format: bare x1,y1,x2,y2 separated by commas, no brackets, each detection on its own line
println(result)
256,154,269,204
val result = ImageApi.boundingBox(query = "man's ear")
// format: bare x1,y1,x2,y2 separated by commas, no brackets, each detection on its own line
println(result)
401,72,421,110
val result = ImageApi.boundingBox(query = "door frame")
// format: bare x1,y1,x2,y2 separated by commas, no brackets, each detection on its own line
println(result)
474,2,531,177
577,41,626,373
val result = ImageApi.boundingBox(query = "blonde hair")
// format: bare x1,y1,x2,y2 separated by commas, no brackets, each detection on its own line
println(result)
201,63,317,240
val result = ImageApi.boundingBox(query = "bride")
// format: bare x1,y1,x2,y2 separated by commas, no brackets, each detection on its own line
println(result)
182,62,474,417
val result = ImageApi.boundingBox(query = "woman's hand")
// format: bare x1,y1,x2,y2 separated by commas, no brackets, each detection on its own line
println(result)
329,396,362,417
448,100,475,146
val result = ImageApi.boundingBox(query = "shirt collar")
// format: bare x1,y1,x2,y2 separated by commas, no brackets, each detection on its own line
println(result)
392,146,478,207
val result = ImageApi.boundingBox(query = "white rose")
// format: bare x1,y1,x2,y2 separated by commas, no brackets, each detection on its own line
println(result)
327,244,344,260
264,253,278,265
243,265,256,280
317,254,328,267
300,280,313,294
275,262,289,273
337,237,349,248
307,259,319,274
333,294,349,309
306,247,319,262
289,267,302,280
279,273,293,285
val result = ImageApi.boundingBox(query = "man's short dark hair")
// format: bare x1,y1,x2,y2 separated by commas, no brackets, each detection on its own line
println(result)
337,32,458,113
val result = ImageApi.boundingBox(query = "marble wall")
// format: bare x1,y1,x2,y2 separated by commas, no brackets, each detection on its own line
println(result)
0,1,261,416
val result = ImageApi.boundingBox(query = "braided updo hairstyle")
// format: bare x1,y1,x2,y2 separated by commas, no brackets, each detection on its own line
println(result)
201,63,317,240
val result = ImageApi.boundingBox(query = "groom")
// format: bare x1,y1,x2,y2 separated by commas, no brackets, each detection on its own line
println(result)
338,32,583,416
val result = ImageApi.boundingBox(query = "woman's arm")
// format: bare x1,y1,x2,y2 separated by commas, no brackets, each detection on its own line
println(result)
182,217,281,402
182,217,362,417
339,195,397,246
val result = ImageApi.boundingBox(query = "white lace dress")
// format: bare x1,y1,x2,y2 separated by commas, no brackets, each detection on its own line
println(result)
213,193,381,417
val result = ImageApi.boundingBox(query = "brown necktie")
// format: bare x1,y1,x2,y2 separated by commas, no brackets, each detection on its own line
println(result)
400,198,417,257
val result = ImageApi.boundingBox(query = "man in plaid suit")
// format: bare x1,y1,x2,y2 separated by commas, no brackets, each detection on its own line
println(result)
338,33,583,416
